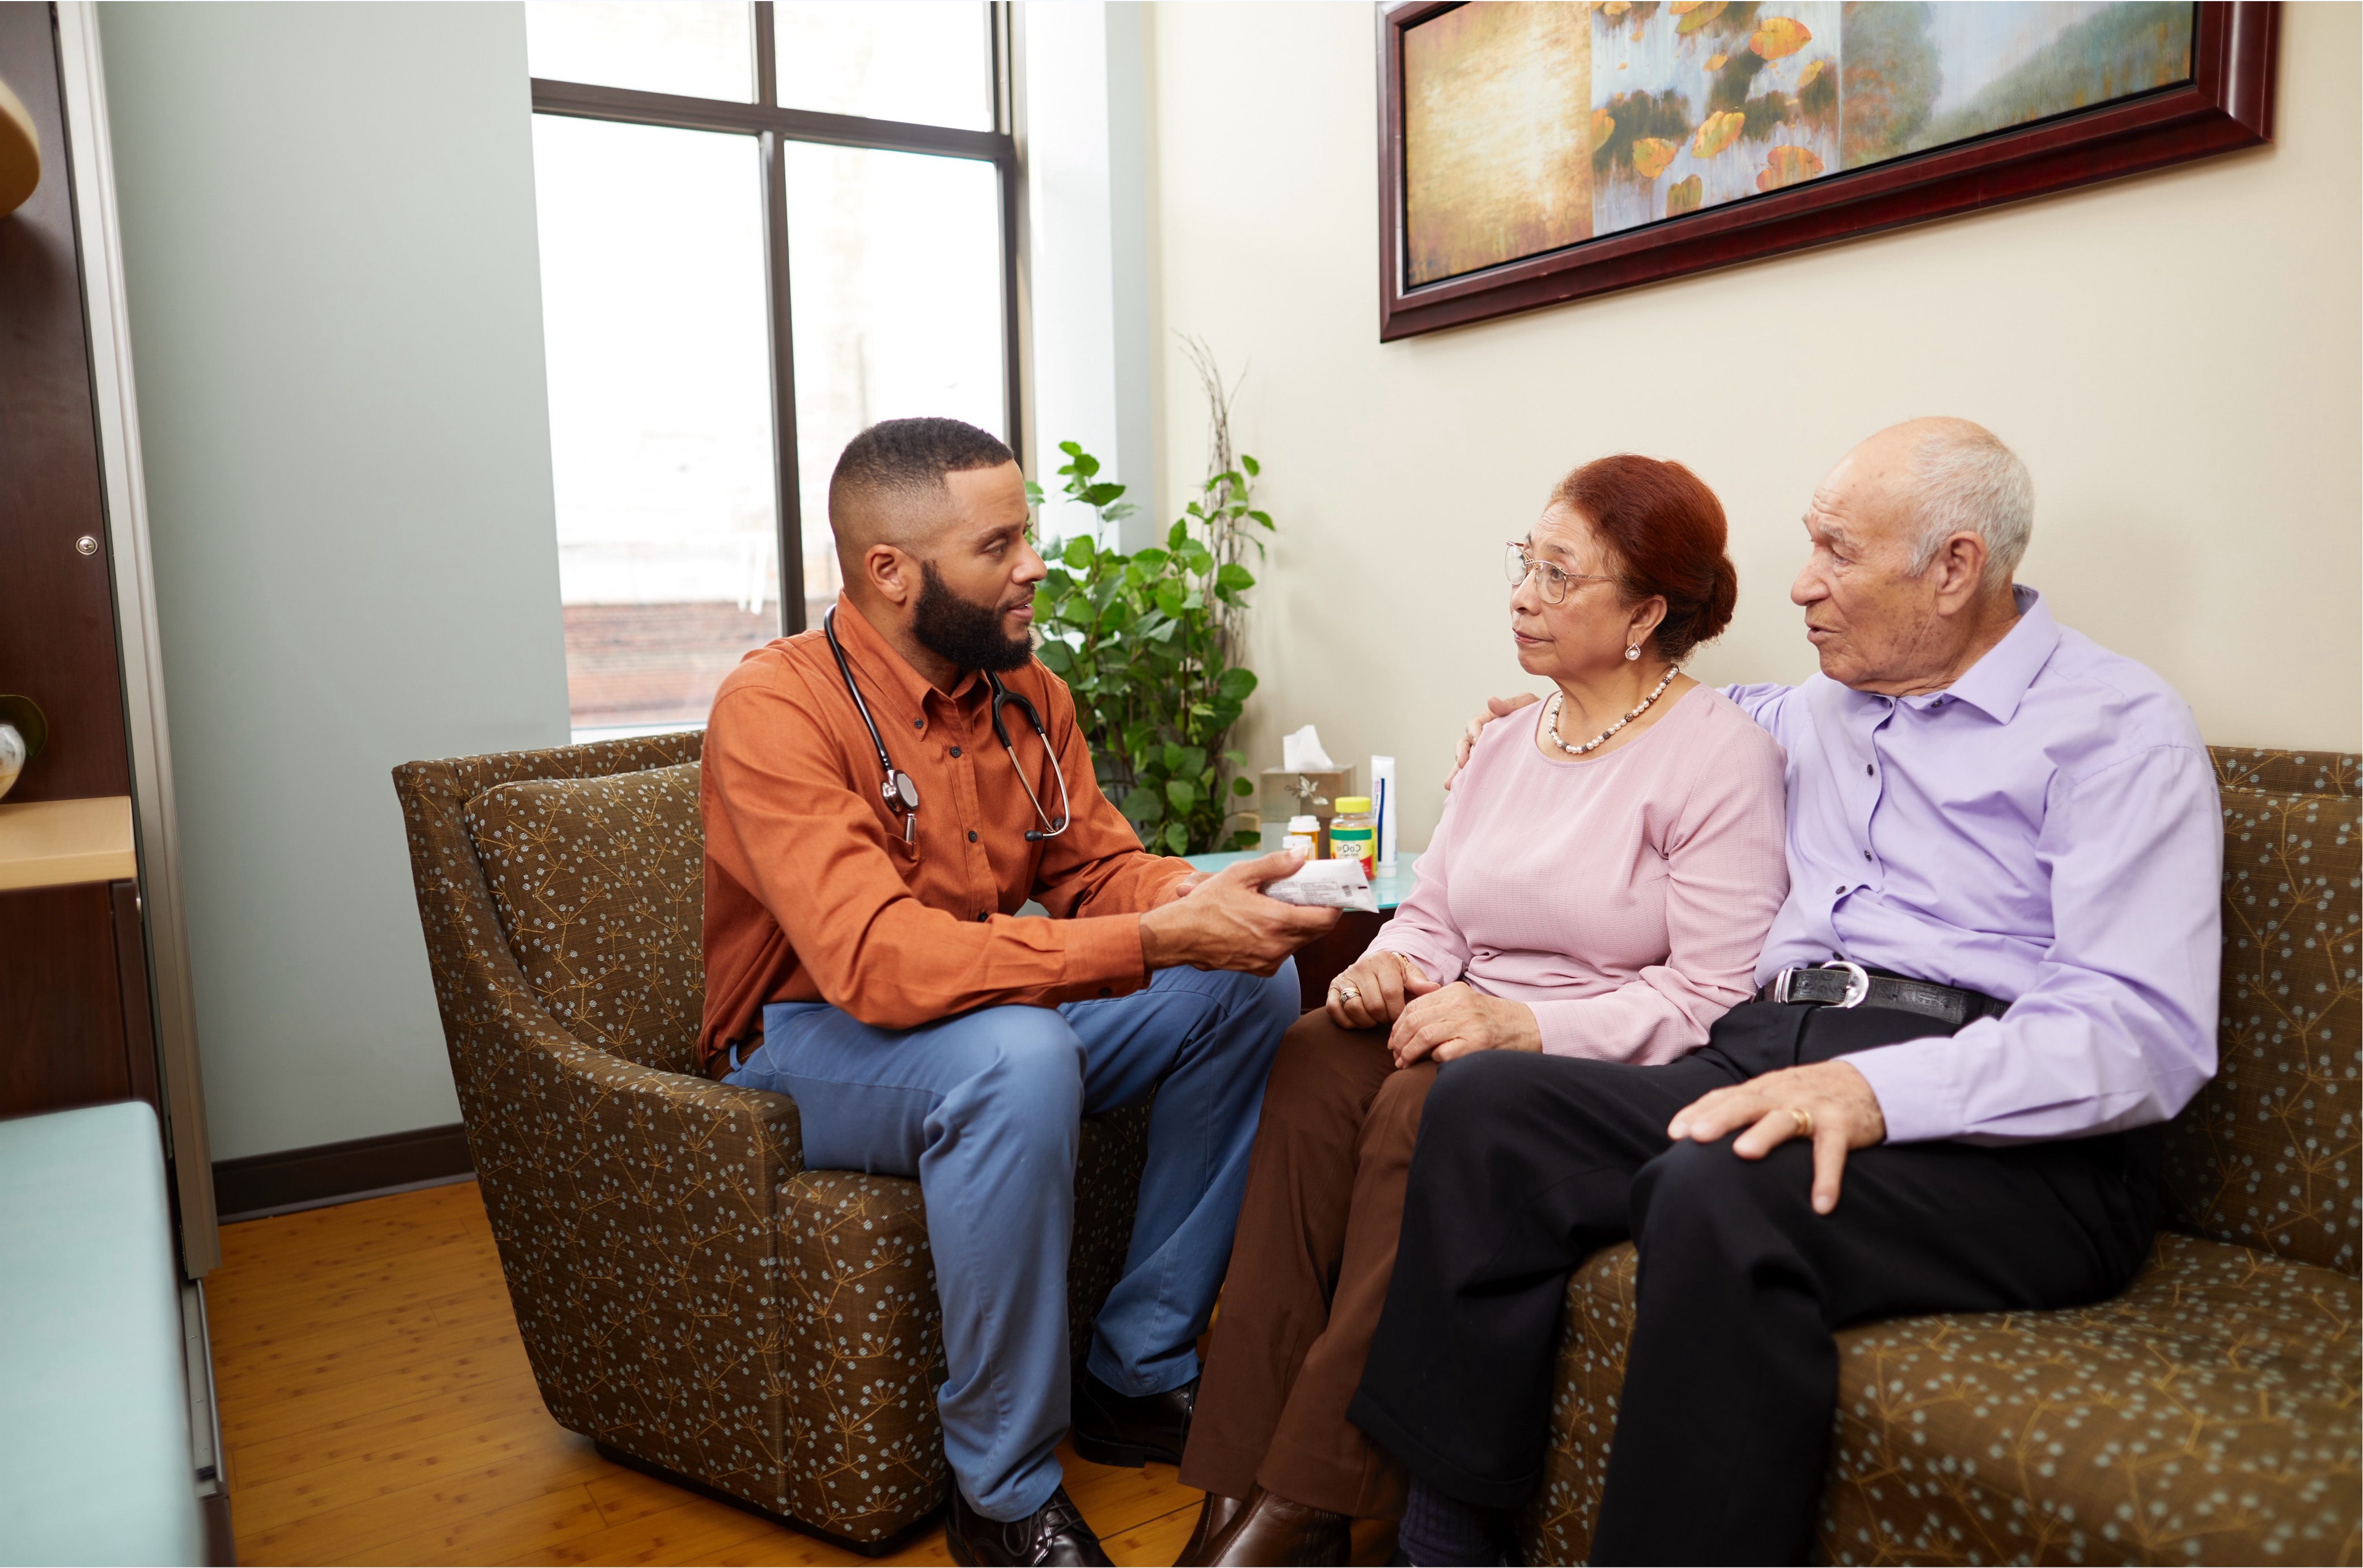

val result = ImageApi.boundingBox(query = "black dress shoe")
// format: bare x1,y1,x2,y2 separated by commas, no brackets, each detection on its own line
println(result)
946,1484,1112,1567
1072,1367,1197,1467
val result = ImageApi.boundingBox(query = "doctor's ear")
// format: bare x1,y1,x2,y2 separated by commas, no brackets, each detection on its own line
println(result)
865,544,917,606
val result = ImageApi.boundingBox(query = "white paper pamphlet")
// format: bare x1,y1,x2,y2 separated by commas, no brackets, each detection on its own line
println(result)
1264,855,1378,913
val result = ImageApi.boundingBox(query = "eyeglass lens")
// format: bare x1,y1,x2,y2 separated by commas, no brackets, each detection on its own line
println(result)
1505,543,1568,604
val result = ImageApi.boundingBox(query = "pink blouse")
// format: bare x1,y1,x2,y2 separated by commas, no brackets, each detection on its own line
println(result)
1371,684,1789,1062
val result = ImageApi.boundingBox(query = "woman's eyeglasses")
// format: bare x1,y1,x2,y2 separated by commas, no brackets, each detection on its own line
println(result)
1505,543,1615,605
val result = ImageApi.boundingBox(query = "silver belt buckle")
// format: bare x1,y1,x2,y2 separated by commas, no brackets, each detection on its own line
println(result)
1776,960,1870,1007
1826,960,1871,1008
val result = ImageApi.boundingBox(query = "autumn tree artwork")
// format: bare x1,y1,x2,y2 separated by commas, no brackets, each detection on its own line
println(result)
1400,1,2199,289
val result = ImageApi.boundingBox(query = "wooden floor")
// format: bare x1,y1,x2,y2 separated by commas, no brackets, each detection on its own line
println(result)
207,1180,1394,1566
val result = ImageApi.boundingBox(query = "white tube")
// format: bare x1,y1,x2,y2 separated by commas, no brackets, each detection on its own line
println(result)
1371,755,1398,867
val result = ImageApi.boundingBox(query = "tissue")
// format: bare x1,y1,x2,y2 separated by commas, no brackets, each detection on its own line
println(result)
1281,724,1336,772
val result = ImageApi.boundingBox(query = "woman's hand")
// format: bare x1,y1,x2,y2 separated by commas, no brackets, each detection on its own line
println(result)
1326,951,1438,1029
1388,981,1543,1066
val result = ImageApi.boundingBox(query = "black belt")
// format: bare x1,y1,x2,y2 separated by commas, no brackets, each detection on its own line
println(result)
1758,961,2008,1027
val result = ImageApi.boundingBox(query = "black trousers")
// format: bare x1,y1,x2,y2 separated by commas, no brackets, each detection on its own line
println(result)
1346,999,2160,1566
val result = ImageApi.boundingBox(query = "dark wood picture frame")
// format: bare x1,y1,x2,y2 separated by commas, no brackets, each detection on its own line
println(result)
1375,1,2280,342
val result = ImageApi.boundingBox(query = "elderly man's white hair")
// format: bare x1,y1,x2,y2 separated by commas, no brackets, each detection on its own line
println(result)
1903,419,2032,592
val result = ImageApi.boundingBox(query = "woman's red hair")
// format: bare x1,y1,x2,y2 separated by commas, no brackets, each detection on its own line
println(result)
1550,455,1738,662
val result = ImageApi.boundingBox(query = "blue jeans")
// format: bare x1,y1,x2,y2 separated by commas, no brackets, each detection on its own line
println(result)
724,961,1299,1522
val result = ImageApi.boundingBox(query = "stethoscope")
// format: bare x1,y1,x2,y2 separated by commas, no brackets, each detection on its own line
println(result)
824,607,1072,849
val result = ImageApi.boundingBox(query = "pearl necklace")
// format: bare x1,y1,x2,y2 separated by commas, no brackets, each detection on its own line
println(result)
1547,666,1681,756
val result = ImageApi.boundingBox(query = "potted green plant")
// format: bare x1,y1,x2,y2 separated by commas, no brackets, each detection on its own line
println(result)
1029,346,1274,854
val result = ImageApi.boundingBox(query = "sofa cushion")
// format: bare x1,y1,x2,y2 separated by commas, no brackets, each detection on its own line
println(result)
2161,782,2360,1275
1521,1236,2361,1566
1818,1233,2359,1565
464,761,706,1076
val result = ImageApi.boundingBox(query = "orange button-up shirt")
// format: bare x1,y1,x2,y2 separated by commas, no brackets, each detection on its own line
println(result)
698,594,1191,1071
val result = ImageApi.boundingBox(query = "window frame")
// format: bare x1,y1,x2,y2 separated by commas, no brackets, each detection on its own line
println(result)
530,1,1024,640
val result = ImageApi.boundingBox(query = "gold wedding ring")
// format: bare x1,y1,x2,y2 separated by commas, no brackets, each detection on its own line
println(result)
1335,982,1362,1003
1788,1106,1814,1138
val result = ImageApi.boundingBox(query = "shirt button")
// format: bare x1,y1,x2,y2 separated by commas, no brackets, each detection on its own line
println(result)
1098,988,1112,997
1835,885,1845,895
975,911,989,922
1865,764,1873,776
1863,850,1873,861
968,830,979,842
950,745,963,758
912,719,922,729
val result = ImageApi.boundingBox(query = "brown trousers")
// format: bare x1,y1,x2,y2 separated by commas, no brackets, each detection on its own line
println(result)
1179,1009,1434,1521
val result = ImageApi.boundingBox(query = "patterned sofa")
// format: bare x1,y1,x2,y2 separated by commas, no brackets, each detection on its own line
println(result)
392,734,1151,1553
1523,748,2361,1566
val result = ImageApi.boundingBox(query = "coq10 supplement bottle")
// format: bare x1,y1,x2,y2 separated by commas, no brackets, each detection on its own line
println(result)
1328,796,1377,880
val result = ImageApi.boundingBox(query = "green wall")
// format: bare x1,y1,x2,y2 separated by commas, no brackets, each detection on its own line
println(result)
99,2,569,1162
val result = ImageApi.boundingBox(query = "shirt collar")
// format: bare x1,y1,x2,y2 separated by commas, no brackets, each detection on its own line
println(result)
1925,583,2058,723
827,592,984,729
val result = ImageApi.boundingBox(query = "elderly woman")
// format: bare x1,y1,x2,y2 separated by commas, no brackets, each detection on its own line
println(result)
1174,455,1790,1567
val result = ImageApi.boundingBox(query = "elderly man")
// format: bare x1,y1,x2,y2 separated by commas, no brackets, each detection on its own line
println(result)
1349,418,2222,1566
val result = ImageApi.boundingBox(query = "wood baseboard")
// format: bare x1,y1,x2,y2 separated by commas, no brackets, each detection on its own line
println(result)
212,1123,472,1223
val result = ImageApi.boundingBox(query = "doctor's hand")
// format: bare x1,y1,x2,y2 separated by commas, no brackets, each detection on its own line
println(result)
1665,1061,1887,1215
1139,850,1339,977
1388,982,1542,1067
1324,950,1437,1029
1445,693,1541,790
1155,870,1214,907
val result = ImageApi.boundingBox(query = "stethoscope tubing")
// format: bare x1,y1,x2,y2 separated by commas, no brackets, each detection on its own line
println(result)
823,607,1072,846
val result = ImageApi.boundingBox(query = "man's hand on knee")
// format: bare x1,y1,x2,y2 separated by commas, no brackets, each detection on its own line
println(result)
1138,850,1340,975
1666,1062,1888,1215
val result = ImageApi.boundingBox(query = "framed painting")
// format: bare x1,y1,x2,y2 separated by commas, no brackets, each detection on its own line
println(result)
1377,1,2279,340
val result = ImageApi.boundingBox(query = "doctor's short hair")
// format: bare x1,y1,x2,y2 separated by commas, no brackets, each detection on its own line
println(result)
829,417,1015,532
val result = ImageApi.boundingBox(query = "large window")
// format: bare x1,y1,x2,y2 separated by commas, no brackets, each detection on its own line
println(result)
526,2,1019,734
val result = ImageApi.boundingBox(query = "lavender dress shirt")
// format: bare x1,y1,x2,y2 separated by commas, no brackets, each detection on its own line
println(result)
1726,587,2222,1146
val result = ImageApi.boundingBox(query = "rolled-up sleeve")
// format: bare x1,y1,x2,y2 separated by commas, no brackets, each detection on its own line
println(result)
1845,744,2223,1143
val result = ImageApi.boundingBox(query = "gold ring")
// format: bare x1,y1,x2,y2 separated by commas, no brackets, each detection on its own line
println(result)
1788,1106,1814,1139
1335,983,1361,1002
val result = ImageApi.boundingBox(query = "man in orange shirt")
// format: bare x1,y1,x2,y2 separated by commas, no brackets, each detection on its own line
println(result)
704,418,1334,1566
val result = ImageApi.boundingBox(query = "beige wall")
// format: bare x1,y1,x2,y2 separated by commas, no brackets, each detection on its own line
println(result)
1143,1,2362,852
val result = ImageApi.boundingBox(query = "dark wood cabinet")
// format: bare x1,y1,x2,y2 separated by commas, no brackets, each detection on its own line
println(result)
0,879,158,1120
0,1,132,805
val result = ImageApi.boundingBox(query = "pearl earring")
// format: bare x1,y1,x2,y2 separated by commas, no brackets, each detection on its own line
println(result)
1624,645,1640,661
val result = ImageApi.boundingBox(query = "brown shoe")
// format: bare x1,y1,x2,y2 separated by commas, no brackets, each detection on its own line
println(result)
1187,1484,1349,1567
1174,1492,1244,1565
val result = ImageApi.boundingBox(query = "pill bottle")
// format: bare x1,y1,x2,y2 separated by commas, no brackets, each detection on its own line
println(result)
1285,814,1322,861
1328,796,1377,880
